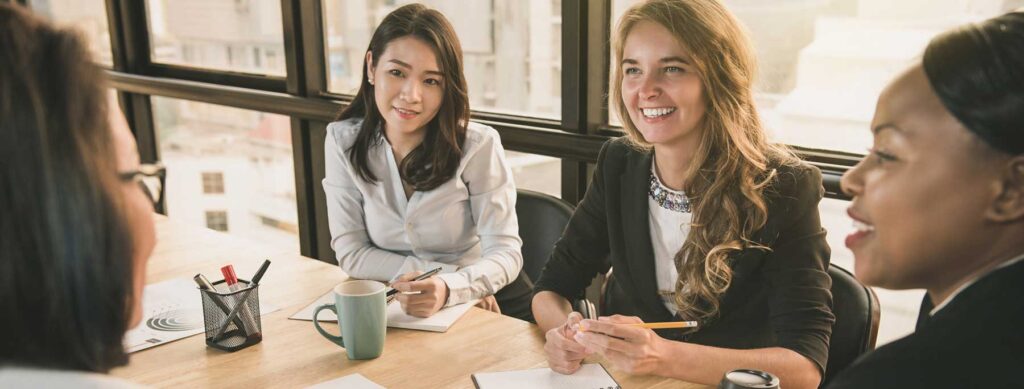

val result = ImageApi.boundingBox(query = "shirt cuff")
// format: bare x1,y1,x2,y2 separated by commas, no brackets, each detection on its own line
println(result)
436,272,472,307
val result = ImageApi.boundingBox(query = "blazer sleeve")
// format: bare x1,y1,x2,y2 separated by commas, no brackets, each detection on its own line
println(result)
436,129,523,306
533,140,615,300
764,165,835,375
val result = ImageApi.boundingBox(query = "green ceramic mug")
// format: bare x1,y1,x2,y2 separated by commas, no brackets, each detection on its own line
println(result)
313,280,387,360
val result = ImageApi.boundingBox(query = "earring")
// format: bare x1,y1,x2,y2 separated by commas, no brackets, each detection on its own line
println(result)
368,78,374,85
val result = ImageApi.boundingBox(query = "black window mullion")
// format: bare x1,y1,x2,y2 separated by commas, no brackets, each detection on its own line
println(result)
282,0,321,259
299,0,329,98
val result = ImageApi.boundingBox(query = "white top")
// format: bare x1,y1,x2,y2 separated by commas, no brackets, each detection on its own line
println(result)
0,367,144,388
929,251,1024,316
647,165,692,315
323,118,523,306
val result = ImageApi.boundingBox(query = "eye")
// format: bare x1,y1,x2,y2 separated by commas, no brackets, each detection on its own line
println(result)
624,67,641,75
665,66,685,73
424,78,441,86
867,148,898,165
388,69,404,78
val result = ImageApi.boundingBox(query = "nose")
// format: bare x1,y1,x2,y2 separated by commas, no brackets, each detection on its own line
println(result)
400,79,421,104
840,159,867,198
638,73,662,100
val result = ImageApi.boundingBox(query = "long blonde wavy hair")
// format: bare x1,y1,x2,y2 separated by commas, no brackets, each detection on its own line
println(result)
611,0,799,324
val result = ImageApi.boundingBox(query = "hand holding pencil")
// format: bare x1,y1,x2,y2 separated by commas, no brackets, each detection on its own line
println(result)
572,315,692,376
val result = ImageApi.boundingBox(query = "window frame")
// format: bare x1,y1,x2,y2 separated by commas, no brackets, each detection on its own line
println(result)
29,0,860,261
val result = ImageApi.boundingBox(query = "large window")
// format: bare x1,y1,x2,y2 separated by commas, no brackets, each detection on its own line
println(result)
153,97,299,251
609,0,1020,153
322,0,562,119
28,0,112,66
146,0,286,75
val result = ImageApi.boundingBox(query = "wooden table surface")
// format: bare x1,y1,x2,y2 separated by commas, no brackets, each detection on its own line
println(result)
111,216,705,388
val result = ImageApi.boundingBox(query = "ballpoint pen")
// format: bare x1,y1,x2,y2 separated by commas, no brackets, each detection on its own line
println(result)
386,266,443,298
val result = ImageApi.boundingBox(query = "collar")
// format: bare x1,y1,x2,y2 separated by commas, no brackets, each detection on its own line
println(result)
930,251,1024,316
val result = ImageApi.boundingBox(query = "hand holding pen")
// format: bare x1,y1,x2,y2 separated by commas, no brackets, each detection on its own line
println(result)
389,267,447,318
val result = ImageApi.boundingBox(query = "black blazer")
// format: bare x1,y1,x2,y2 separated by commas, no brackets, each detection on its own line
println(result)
827,258,1024,389
535,138,835,373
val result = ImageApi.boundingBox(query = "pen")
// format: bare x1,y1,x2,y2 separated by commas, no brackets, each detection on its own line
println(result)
212,263,266,341
251,259,271,284
386,266,443,298
580,320,699,332
193,274,248,333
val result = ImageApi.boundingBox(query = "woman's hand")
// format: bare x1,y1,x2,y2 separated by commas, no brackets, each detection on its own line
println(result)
573,315,670,375
475,295,501,314
544,311,594,374
392,271,449,317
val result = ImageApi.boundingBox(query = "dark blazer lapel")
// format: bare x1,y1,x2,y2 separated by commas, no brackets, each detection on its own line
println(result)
618,150,666,316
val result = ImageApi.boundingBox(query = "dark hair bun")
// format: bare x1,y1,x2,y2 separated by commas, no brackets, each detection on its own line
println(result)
923,11,1024,155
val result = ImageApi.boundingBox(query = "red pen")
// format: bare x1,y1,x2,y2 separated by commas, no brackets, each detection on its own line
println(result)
221,265,242,292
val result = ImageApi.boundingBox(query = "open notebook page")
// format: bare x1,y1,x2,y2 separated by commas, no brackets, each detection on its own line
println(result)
472,364,621,389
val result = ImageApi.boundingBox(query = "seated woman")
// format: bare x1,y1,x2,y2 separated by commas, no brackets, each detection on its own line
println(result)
829,11,1024,389
532,0,834,387
323,4,532,321
0,4,157,387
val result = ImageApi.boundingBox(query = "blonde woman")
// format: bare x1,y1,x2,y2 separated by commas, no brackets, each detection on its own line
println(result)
532,0,834,387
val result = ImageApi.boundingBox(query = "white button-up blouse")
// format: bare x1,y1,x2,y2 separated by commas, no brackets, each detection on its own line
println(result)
323,118,523,306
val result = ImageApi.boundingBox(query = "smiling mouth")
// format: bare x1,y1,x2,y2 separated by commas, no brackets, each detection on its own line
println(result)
395,107,419,116
852,219,876,233
641,107,676,118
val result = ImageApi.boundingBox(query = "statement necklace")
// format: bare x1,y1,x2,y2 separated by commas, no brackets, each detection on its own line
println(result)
649,170,692,213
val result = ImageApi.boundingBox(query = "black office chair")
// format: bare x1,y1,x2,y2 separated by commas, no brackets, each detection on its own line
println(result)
823,264,880,386
514,189,575,283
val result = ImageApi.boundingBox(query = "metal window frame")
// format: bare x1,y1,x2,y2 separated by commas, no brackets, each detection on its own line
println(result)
70,0,855,261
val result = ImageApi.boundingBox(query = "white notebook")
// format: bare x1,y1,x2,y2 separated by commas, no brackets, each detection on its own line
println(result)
304,373,385,389
289,290,477,332
471,364,621,389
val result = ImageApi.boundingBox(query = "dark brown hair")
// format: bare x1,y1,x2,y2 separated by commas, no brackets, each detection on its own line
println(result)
0,4,135,373
923,10,1024,155
338,3,470,191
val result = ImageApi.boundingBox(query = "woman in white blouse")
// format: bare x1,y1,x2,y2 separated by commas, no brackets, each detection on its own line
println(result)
322,4,533,321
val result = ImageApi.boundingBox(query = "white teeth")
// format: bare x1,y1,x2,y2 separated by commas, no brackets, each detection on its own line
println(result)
396,108,416,115
642,107,676,118
852,220,875,233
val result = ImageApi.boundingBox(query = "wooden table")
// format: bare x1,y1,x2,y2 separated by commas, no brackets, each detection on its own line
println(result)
112,216,704,388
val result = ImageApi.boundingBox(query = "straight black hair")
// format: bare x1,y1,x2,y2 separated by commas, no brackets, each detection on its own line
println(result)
0,4,136,373
337,3,470,191
923,11,1024,155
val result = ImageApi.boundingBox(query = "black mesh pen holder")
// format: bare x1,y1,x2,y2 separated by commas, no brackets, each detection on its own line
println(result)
200,279,263,352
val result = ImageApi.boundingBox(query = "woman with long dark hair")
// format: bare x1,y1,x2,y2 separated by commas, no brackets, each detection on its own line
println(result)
0,4,157,386
532,0,834,387
323,4,532,321
830,11,1024,388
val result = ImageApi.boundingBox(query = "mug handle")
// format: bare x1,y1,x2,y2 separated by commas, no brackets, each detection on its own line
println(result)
313,303,345,347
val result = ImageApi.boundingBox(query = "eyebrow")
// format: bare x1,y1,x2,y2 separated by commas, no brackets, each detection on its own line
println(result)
621,56,692,66
871,123,906,135
387,59,444,77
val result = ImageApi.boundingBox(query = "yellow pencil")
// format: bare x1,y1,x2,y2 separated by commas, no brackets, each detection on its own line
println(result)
579,321,698,332
630,321,698,330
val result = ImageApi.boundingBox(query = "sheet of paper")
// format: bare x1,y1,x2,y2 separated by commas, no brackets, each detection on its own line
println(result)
289,290,477,332
123,278,279,353
471,364,621,389
304,373,385,389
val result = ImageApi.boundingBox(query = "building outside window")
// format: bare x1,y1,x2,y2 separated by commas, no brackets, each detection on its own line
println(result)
205,210,229,232
201,172,225,194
